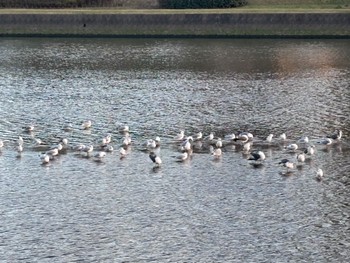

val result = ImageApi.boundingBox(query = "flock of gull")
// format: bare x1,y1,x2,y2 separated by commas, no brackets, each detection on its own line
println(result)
0,120,344,180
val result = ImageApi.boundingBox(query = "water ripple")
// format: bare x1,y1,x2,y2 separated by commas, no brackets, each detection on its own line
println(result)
0,38,349,262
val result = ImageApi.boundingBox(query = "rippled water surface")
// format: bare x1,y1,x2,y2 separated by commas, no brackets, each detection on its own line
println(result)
0,38,349,262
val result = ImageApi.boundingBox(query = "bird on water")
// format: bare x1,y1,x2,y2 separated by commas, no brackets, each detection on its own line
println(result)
279,159,294,171
149,152,162,166
248,151,266,162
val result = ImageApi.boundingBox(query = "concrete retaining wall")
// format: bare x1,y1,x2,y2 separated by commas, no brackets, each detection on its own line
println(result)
0,13,349,37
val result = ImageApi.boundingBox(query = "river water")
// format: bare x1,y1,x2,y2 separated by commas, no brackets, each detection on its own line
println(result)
0,38,349,262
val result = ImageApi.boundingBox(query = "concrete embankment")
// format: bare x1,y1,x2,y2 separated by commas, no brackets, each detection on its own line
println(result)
0,13,349,37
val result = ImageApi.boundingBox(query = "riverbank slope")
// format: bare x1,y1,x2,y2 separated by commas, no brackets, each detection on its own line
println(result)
0,7,349,37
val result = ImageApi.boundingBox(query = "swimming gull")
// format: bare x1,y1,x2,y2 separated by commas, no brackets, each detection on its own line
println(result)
93,151,106,162
119,125,130,133
224,133,236,141
82,145,94,156
327,129,342,140
46,148,59,158
298,136,309,144
248,151,266,161
174,130,185,141
285,143,298,151
63,123,73,132
23,125,35,132
103,145,114,152
234,134,249,143
81,120,92,130
175,151,188,162
204,132,214,141
317,138,333,146
279,159,294,171
239,132,254,140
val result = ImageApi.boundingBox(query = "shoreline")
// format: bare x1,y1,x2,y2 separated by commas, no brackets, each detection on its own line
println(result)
0,10,349,38
1,34,349,39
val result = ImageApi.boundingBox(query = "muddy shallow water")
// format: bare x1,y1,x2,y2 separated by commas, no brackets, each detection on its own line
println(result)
0,38,349,262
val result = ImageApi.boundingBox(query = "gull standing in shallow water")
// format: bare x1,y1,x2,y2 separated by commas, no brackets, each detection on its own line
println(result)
279,133,287,141
266,134,274,143
304,145,315,155
122,135,132,147
296,152,306,162
16,144,23,157
40,153,50,164
316,168,324,181
149,152,162,166
0,139,4,151
17,136,24,146
181,136,193,152
211,148,222,159
242,142,252,153
215,138,223,148
154,136,161,147
296,152,306,167
145,139,157,149
119,147,127,159
194,131,203,141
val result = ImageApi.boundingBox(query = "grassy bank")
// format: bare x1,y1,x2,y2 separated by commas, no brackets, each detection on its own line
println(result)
0,2,349,37
0,7,349,14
